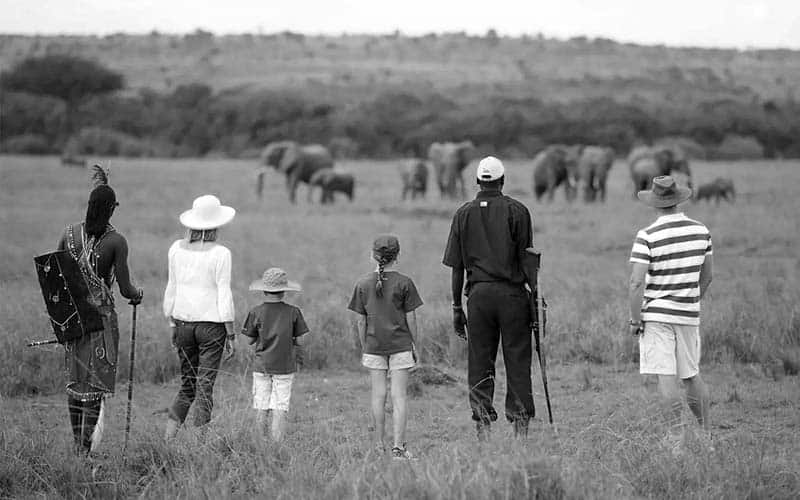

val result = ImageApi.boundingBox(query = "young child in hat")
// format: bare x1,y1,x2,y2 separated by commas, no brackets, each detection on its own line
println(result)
348,235,423,459
241,267,309,442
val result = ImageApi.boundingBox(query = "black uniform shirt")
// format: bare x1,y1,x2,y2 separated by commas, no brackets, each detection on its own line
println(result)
442,190,533,289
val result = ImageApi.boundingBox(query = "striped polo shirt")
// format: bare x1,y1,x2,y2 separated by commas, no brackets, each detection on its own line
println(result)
629,213,712,326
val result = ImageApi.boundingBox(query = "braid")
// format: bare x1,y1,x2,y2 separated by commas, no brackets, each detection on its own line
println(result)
376,259,386,297
85,199,113,238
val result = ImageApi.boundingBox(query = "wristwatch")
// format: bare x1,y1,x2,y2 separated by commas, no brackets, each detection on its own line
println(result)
628,319,642,326
452,303,463,310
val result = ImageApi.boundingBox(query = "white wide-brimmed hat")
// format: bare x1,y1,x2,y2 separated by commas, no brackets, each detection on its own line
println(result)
179,195,236,230
249,267,302,293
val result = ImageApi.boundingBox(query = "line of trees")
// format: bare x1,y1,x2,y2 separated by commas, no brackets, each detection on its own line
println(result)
2,55,799,159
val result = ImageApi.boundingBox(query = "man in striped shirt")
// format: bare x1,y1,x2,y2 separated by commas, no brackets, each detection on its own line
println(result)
629,176,713,450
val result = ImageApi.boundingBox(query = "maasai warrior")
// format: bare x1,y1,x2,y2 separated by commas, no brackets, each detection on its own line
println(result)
56,165,143,455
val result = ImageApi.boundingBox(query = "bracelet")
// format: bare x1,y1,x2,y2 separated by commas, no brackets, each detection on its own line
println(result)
629,319,642,326
226,333,236,340
452,304,463,310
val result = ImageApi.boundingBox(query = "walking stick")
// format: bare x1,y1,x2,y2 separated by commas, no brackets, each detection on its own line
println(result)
123,303,137,454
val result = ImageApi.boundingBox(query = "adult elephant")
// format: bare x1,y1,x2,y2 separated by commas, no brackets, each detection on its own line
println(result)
399,159,428,200
577,146,615,202
532,145,581,202
259,141,334,203
427,141,476,199
308,168,355,204
628,145,692,197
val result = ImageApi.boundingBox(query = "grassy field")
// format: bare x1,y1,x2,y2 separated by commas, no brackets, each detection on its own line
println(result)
0,154,799,498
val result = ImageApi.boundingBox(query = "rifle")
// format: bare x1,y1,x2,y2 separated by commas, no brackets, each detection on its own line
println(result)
522,248,553,425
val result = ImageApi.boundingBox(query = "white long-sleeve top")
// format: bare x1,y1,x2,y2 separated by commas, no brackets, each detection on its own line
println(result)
163,240,235,323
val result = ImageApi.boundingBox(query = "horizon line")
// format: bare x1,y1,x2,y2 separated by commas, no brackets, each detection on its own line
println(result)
1,28,798,52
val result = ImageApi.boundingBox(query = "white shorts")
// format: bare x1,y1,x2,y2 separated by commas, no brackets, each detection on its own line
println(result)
362,351,415,371
639,322,700,379
252,372,294,411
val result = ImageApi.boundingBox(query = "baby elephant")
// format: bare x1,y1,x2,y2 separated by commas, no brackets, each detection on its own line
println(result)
309,168,355,204
399,159,429,200
694,177,735,204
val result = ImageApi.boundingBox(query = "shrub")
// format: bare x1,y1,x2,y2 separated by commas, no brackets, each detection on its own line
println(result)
0,91,66,139
655,136,707,159
0,55,123,103
64,127,153,157
709,134,765,160
0,134,57,154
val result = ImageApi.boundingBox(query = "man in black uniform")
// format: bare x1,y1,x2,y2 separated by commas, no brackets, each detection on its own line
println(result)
443,156,535,439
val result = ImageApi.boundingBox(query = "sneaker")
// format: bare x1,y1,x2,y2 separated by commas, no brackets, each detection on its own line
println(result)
391,444,415,460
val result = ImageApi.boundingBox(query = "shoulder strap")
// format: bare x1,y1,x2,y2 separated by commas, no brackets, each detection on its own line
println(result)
67,223,111,297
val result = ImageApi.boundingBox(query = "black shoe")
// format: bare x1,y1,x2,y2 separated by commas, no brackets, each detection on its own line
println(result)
513,420,529,438
476,421,490,442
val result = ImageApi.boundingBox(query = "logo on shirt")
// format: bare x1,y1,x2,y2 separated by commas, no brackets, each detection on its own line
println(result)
480,201,488,207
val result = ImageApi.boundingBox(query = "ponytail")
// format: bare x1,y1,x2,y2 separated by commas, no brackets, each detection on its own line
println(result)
375,259,386,297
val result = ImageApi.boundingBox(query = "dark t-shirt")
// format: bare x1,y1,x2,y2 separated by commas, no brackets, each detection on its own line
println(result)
442,190,533,290
347,271,423,355
241,301,309,374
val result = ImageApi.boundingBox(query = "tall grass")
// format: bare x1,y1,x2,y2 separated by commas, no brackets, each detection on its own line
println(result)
1,155,799,396
1,368,797,499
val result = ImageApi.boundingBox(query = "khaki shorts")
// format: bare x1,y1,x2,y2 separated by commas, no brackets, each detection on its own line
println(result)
639,322,700,379
362,351,415,371
252,372,294,411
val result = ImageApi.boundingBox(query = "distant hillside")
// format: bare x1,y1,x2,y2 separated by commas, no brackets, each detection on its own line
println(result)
2,31,799,105
3,31,800,159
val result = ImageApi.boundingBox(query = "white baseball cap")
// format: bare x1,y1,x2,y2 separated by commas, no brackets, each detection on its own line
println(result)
476,156,505,181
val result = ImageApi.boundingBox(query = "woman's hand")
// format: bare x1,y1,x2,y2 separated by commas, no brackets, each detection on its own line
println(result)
224,336,236,361
223,322,235,361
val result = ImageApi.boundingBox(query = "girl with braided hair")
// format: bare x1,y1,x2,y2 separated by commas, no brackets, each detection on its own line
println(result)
348,235,423,459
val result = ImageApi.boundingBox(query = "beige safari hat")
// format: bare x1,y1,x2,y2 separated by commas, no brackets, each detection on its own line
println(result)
249,267,302,293
638,175,692,208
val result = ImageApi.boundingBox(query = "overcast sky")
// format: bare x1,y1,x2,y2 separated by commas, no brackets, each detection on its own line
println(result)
1,0,798,49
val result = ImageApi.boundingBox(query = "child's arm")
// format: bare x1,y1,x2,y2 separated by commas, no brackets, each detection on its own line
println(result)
406,310,418,341
352,311,367,350
241,311,258,345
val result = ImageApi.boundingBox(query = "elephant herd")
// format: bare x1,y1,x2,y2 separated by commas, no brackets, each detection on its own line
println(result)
257,140,353,204
256,140,723,206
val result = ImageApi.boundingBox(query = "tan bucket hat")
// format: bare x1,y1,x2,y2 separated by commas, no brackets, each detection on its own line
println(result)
638,176,692,208
179,195,236,230
249,267,302,293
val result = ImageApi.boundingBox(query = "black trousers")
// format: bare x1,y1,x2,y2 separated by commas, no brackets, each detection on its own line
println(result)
169,321,226,427
467,281,535,424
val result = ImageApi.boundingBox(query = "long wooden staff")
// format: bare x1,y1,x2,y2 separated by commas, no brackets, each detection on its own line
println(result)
123,304,137,453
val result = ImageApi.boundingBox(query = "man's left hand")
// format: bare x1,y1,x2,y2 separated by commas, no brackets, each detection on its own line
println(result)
453,307,467,340
629,322,644,336
129,288,144,306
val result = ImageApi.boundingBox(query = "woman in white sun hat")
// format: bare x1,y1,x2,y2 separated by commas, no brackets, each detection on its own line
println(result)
162,194,236,439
